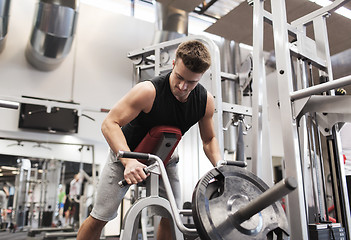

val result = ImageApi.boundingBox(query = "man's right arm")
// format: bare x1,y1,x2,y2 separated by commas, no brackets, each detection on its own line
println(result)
101,81,155,184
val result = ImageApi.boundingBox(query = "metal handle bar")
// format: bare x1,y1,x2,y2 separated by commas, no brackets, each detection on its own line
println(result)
118,168,150,187
232,176,297,224
117,150,198,235
225,160,247,168
117,151,150,160
117,151,152,187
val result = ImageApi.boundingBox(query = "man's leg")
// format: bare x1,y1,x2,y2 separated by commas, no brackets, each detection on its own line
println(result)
77,216,107,240
157,217,173,240
64,209,70,226
78,150,129,239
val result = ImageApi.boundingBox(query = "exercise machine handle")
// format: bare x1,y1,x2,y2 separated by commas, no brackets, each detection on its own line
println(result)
118,168,149,188
117,150,150,160
117,151,152,188
226,160,247,168
217,160,247,168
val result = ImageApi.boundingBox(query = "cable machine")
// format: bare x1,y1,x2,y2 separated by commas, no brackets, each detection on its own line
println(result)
251,0,351,238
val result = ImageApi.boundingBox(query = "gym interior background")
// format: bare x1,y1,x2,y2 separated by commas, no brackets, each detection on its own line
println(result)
0,0,350,239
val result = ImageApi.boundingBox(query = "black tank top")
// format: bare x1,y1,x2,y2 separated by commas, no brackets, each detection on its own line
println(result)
122,72,208,151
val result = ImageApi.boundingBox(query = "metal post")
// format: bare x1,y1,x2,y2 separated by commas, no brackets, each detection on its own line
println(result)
251,0,274,187
270,0,309,238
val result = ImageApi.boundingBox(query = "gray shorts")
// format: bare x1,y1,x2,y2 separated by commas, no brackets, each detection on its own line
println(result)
90,149,181,222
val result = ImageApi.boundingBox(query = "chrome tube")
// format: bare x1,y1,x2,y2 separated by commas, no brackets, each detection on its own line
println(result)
152,1,188,44
25,0,79,71
290,75,351,101
0,0,11,53
0,99,19,109
220,39,237,153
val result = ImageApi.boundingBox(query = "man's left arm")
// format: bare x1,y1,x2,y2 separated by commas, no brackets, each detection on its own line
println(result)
198,92,222,167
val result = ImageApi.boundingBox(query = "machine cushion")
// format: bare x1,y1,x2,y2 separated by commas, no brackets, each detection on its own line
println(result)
134,126,182,165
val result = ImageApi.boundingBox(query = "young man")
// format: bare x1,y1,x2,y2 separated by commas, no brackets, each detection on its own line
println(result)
77,40,222,240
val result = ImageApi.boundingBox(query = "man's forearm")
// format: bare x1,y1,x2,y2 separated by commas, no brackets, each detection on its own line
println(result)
101,119,132,166
203,137,222,167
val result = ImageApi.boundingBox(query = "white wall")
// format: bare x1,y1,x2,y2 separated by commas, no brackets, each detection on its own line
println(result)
0,2,157,235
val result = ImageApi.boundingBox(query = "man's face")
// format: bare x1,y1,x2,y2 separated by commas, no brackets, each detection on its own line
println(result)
169,58,203,102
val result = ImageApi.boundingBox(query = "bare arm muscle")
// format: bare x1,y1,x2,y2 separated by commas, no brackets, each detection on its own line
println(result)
101,81,155,166
198,92,222,166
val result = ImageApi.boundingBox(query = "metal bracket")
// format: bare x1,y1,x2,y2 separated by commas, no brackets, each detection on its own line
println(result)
293,95,351,135
222,102,252,116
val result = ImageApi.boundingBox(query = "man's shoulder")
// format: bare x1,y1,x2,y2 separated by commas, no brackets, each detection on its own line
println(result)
135,81,156,98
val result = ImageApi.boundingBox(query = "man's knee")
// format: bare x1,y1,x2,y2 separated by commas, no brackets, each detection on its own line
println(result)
77,216,108,240
80,215,107,232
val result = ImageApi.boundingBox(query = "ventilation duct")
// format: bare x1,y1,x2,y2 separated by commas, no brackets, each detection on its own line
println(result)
0,0,11,54
152,2,188,44
25,0,79,71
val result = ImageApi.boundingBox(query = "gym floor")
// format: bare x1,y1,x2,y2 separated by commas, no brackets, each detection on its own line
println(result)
0,230,42,240
0,229,201,240
0,230,137,240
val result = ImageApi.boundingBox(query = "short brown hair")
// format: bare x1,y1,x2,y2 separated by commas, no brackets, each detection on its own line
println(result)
175,40,211,73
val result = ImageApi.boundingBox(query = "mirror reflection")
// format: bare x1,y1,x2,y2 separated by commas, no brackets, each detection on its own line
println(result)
0,140,98,233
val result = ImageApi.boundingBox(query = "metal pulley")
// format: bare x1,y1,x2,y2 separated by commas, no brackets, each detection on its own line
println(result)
192,165,294,240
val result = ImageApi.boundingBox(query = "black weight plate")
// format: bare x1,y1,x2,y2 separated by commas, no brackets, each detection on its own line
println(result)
192,165,282,240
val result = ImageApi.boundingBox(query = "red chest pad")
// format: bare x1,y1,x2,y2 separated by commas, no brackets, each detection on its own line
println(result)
133,126,182,165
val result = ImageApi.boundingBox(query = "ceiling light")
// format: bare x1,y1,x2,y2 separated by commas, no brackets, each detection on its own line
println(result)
335,6,351,19
1,166,18,171
0,173,3,177
11,171,20,175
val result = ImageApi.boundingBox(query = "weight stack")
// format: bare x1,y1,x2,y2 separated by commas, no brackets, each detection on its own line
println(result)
309,224,345,240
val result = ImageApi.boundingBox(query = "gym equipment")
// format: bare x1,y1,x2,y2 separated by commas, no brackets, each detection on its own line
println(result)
308,223,345,239
127,18,351,238
119,126,183,240
251,0,351,238
43,231,78,240
192,165,295,239
12,159,31,230
39,160,62,227
133,126,181,165
27,226,74,237
119,151,296,240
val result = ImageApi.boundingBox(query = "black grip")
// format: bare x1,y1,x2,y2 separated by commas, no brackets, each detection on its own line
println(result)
226,160,247,168
118,151,150,160
118,179,129,188
118,168,149,188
